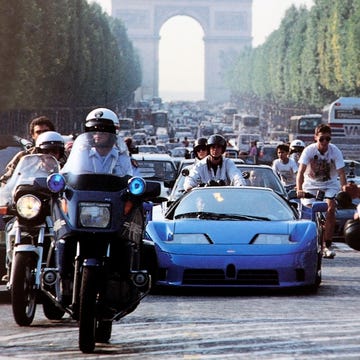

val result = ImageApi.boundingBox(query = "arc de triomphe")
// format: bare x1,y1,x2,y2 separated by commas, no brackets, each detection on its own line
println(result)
111,0,252,103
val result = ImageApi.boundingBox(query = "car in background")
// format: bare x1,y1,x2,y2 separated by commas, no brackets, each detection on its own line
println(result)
132,132,147,145
257,142,281,166
137,145,159,154
0,135,32,280
143,186,323,291
132,153,177,201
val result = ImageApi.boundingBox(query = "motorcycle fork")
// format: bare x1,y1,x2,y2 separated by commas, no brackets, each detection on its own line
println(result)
10,224,45,288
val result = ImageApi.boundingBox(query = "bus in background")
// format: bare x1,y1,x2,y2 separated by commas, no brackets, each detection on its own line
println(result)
151,110,168,131
289,114,322,144
223,106,237,125
322,97,360,159
119,117,134,134
233,114,260,134
237,133,262,154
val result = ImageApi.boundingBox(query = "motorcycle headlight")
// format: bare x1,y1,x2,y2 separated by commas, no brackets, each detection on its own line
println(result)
17,195,42,220
47,173,66,193
79,202,111,228
128,177,146,196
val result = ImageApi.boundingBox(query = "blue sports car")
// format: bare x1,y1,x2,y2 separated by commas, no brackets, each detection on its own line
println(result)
144,186,327,291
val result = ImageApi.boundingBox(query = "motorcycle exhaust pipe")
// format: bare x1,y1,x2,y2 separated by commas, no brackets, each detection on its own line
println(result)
131,271,149,287
42,268,58,286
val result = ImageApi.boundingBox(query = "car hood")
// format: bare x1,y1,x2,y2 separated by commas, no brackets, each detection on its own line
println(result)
146,219,317,255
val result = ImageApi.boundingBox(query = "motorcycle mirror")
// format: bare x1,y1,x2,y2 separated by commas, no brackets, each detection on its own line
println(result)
181,168,189,177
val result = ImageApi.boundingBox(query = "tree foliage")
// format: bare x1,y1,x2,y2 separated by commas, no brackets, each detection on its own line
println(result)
0,0,141,111
228,0,360,110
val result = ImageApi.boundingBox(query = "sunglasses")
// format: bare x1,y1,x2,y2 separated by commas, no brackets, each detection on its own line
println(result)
319,136,331,142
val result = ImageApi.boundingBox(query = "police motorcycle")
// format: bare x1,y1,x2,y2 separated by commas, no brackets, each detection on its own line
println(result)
0,151,65,326
43,114,161,352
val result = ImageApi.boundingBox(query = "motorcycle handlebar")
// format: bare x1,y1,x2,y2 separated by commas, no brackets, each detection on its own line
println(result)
298,190,325,201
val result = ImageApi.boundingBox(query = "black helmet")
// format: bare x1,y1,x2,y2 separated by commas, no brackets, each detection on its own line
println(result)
193,137,207,152
344,219,360,250
207,134,227,153
193,137,208,159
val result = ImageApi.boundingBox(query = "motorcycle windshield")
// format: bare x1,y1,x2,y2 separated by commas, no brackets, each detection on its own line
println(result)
61,132,119,175
0,154,60,206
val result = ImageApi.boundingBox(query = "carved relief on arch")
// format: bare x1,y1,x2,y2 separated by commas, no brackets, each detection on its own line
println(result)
154,6,209,34
116,10,151,30
214,11,248,31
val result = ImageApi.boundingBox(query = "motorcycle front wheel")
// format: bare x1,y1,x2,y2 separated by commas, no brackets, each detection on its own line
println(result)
11,252,37,326
79,266,98,353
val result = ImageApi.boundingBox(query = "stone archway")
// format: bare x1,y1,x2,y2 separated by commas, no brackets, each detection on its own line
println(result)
111,0,252,103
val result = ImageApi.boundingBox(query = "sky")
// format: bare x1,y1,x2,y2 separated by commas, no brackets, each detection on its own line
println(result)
92,0,314,101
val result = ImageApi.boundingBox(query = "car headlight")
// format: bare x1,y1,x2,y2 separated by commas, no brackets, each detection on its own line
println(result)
79,202,111,228
252,234,293,245
17,195,42,219
168,233,211,244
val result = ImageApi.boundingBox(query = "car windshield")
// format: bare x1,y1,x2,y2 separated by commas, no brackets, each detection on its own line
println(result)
169,165,286,202
136,160,177,181
173,187,295,221
238,166,286,195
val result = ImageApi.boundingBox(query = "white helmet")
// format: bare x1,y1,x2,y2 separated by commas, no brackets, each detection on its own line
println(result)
290,139,305,149
35,131,64,156
85,108,119,134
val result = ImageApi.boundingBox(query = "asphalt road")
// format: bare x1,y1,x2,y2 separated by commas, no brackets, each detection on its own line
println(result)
1,242,360,359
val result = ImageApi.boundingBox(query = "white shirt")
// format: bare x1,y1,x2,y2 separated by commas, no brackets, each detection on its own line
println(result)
298,143,344,190
184,156,246,191
272,158,298,186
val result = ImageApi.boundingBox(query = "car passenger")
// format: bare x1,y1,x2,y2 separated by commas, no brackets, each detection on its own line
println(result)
184,134,246,191
192,137,209,163
248,169,263,187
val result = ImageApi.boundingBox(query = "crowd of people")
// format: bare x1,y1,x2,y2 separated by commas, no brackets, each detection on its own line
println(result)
1,108,360,287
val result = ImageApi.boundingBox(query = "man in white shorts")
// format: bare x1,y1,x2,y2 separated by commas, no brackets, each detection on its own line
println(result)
296,124,347,258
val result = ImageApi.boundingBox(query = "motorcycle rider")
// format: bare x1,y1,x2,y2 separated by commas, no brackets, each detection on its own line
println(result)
296,124,347,258
61,108,133,176
184,134,246,191
3,132,65,284
57,108,133,305
289,139,305,166
0,116,56,185
272,143,298,190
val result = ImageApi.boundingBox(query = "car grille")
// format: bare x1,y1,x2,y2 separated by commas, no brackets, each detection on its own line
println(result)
183,269,279,286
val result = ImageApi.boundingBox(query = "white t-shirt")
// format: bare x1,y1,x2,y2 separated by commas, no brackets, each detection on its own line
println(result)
272,158,298,186
298,143,344,190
